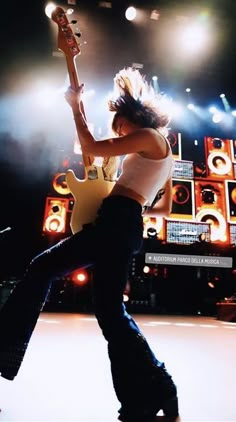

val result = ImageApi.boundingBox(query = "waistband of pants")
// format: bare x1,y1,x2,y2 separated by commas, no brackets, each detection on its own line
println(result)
101,195,143,214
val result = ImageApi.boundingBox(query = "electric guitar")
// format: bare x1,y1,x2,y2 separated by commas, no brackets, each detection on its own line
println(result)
51,6,115,234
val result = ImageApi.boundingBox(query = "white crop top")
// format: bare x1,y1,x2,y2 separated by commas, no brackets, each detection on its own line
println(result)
117,145,174,206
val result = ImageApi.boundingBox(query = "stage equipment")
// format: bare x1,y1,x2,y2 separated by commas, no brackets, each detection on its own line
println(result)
52,172,71,196
228,223,236,245
143,216,164,239
42,197,74,234
172,160,194,179
195,180,227,242
165,219,211,245
166,132,182,160
225,180,236,223
204,136,233,179
170,179,194,220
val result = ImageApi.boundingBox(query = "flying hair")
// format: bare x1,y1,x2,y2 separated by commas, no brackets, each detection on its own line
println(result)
108,67,172,134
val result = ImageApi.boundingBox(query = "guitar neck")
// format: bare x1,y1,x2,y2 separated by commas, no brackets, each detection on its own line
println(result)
66,55,93,169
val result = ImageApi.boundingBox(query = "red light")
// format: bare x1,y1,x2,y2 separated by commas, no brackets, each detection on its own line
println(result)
77,273,86,282
71,269,88,285
62,158,70,168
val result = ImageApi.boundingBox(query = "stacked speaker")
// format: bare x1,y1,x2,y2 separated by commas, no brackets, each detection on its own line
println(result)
42,157,83,236
42,134,236,245
166,135,236,244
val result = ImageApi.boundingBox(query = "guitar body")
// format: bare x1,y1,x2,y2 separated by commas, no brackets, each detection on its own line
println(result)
66,166,115,233
51,7,116,234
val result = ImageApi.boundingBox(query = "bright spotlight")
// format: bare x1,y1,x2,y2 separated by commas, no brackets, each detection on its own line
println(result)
152,76,159,93
220,94,231,112
209,106,217,114
212,113,223,123
125,6,137,21
186,88,191,92
179,23,208,53
232,110,236,117
171,103,185,119
143,266,151,274
34,83,61,108
45,2,56,18
187,103,195,110
72,269,89,285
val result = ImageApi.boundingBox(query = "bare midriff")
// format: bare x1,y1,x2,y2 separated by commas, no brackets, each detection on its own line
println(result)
109,183,146,206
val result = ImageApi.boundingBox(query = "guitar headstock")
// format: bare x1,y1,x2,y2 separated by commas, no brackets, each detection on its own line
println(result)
51,6,80,59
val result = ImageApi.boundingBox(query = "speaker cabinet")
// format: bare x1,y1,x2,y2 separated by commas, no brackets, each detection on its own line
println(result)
229,223,236,245
165,219,211,245
42,197,74,234
233,163,236,180
142,216,164,239
173,160,194,179
52,172,71,196
204,136,233,179
170,179,194,220
225,180,236,223
167,132,182,160
217,303,236,322
230,139,236,163
194,180,227,242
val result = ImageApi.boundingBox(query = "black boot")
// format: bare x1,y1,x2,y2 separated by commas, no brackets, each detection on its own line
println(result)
117,363,179,422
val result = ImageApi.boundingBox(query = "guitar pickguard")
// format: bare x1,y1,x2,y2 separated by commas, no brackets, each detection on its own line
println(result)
66,166,115,233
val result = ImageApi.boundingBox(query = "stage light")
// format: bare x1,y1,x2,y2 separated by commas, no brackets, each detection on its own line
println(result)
220,94,231,112
125,6,137,21
186,88,191,93
157,98,183,121
123,294,129,302
45,2,56,18
143,265,151,274
187,103,195,110
178,22,209,54
150,10,160,21
212,113,223,123
232,110,236,117
152,76,160,94
71,269,89,285
209,106,217,114
34,84,60,108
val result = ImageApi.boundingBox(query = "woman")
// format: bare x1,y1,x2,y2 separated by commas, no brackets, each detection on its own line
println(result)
0,68,178,421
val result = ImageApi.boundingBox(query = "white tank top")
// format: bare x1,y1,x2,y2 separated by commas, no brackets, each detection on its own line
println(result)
117,143,173,206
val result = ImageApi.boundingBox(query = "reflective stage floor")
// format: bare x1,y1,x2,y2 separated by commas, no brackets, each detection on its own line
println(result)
0,313,235,422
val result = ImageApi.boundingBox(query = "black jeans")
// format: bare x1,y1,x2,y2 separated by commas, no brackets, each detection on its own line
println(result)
0,196,170,413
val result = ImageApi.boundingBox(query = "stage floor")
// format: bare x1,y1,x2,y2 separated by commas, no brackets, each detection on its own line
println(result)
0,313,235,422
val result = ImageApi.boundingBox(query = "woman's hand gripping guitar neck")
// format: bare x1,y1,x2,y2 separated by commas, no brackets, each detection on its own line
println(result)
65,84,95,169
